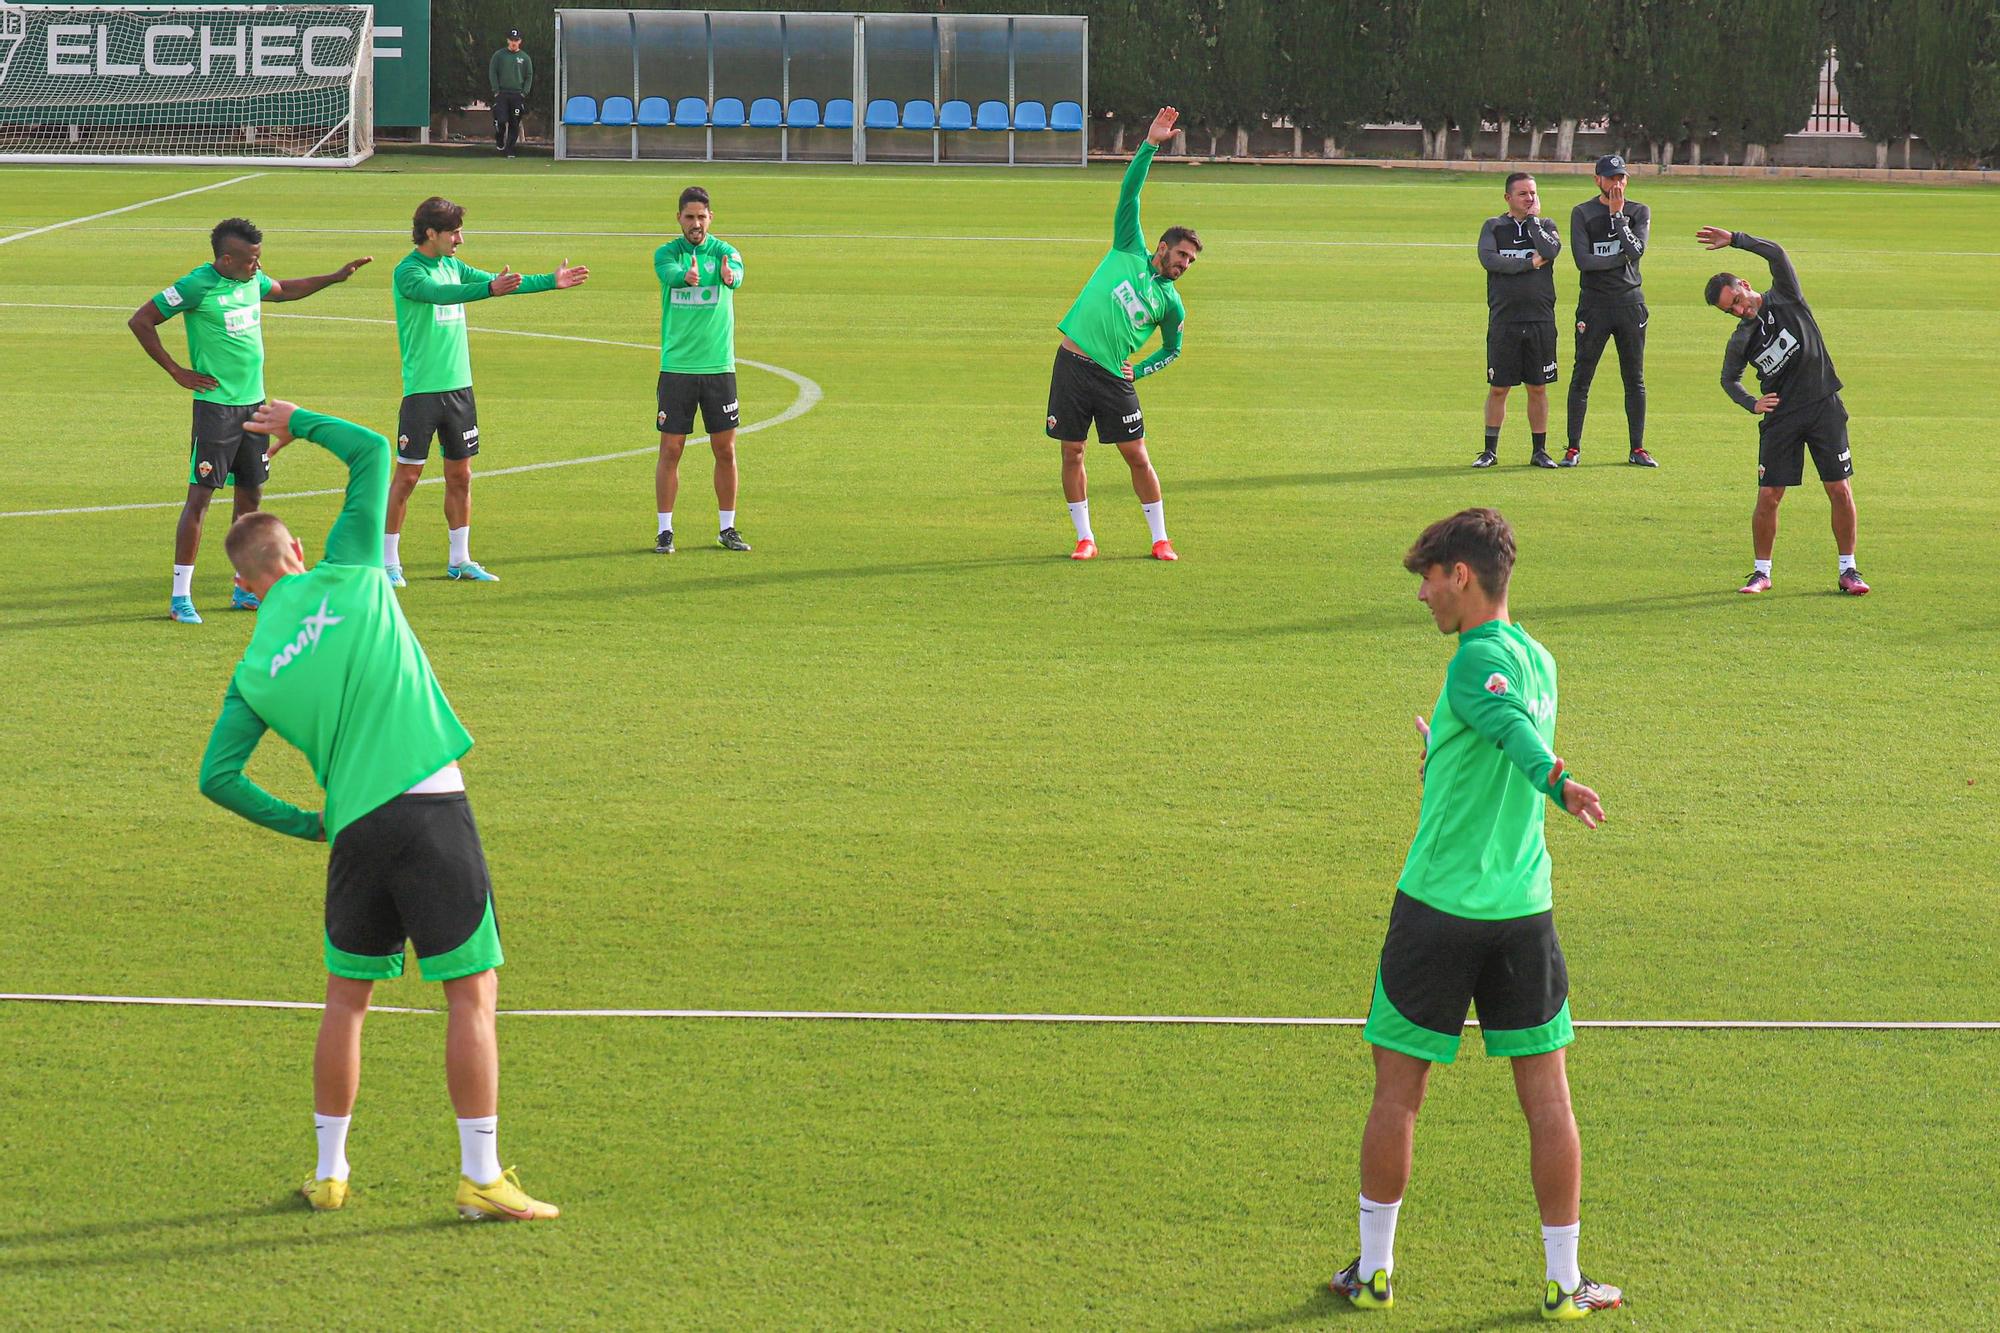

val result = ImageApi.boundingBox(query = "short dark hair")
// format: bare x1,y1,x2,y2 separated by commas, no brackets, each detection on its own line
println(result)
1704,272,1739,306
411,196,465,245
224,510,293,579
678,186,711,212
210,217,261,256
1403,507,1516,598
1158,225,1202,252
1504,172,1534,194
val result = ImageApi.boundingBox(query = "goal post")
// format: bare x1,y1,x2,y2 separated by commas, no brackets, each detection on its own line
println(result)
0,3,374,165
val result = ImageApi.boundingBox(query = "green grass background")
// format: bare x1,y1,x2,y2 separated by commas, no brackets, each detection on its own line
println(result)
1,153,1995,1327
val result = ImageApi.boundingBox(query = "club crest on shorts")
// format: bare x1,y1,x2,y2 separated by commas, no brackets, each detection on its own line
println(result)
1485,672,1510,696
1046,414,1058,430
398,434,410,446
657,411,669,428
1577,321,1587,333
197,460,213,478
1758,463,1766,479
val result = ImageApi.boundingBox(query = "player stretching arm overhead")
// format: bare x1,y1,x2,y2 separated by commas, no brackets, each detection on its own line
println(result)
1047,105,1200,561
200,399,558,1223
1331,508,1622,1321
1699,226,1867,596
386,196,589,586
128,217,369,624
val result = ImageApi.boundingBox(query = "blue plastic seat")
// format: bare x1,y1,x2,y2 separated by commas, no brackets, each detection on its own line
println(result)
636,96,671,127
1013,100,1048,132
824,98,854,129
1050,100,1083,133
673,96,707,128
711,97,746,128
600,96,634,128
901,100,935,131
786,98,821,128
864,98,899,130
748,97,782,128
561,95,598,126
975,100,1009,131
939,99,972,131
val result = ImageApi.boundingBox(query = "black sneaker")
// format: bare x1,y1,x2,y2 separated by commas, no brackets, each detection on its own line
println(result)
1558,446,1581,467
1628,447,1659,467
1472,450,1499,469
654,529,674,554
717,527,752,552
1530,449,1558,469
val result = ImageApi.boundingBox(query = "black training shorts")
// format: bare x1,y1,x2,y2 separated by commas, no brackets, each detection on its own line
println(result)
1361,890,1573,1064
188,401,268,489
1757,394,1852,488
324,792,503,983
1045,346,1145,445
1487,319,1559,388
657,371,740,436
397,389,480,464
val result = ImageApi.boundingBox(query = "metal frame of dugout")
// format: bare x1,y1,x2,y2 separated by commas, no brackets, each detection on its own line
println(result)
553,10,1085,165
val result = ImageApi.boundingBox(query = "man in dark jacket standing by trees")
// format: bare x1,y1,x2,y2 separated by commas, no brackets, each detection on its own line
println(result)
1564,155,1656,468
1475,174,1562,469
490,29,533,157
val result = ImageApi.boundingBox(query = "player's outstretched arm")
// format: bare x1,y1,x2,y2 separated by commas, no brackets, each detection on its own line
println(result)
395,256,500,304
1113,106,1177,253
199,682,323,840
266,256,372,303
247,400,390,567
489,260,589,297
1726,231,1802,300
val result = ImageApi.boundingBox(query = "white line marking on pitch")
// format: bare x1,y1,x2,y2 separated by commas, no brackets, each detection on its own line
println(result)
0,173,265,247
0,303,821,519
2,995,1993,1030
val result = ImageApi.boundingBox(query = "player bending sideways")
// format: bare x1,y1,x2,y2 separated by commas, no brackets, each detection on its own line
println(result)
1047,105,1199,561
386,196,588,586
199,400,555,1222
653,185,751,555
1699,227,1868,596
1331,508,1623,1321
128,217,369,624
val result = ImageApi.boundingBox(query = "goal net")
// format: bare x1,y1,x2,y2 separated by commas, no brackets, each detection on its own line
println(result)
0,4,373,165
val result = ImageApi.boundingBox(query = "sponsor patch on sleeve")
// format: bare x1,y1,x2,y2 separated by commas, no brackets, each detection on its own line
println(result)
1485,672,1510,696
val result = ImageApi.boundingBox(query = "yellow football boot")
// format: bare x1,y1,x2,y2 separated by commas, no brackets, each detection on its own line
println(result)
300,1175,349,1211
455,1166,560,1221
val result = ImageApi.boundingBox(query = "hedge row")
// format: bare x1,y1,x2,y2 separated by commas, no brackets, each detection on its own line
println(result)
432,1,2000,167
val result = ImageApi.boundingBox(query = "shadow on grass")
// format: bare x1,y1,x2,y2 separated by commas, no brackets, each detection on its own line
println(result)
0,1196,460,1273
1193,1282,1349,1330
1170,466,1480,494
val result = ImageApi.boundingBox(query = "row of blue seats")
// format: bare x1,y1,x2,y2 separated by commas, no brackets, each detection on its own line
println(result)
562,95,1084,134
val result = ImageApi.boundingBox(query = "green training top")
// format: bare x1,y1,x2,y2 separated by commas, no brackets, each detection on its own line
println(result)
1397,619,1571,920
392,249,556,396
1056,142,1187,380
198,410,473,844
152,264,278,406
489,47,533,96
653,235,745,375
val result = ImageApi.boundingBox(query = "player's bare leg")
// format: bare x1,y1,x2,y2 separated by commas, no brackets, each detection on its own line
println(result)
1512,1050,1580,1226
1476,386,1508,466
1825,479,1867,593
443,968,498,1119
303,974,371,1208
1359,1045,1431,1205
174,484,214,565
1117,437,1174,560
1742,485,1784,593
711,429,749,550
382,462,424,586
1525,384,1549,435
1060,439,1096,559
441,457,492,579
655,434,685,552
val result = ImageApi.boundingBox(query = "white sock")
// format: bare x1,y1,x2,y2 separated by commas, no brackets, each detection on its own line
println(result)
1067,500,1093,541
457,1115,501,1184
448,526,471,567
172,564,195,598
314,1113,351,1182
1141,500,1168,543
1839,553,1856,572
1358,1193,1401,1279
1542,1220,1581,1290
718,509,736,532
383,533,401,567
657,511,673,534
1753,558,1772,576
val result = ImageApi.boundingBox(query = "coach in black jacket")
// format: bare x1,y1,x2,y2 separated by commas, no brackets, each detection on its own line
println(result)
1565,155,1657,467
1475,172,1562,469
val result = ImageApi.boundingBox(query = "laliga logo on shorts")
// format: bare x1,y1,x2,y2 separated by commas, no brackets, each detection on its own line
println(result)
1485,672,1509,696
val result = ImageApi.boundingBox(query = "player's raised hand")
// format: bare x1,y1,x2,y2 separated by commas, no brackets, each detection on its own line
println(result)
1696,226,1734,250
1753,393,1781,414
684,255,701,286
335,256,373,281
172,366,220,392
490,264,524,296
1561,779,1605,830
555,258,590,289
245,399,301,453
719,254,735,286
1146,106,1179,146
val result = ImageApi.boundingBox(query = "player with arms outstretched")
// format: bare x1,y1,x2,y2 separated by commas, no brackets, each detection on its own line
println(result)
199,398,557,1222
128,217,369,623
1331,509,1623,1321
1047,106,1200,561
652,185,750,555
387,196,589,586
1699,226,1868,596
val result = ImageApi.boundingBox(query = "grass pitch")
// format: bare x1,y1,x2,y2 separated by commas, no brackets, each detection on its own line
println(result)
1,153,1996,1329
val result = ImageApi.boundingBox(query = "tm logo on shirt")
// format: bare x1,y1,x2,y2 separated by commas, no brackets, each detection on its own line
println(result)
434,303,465,324
1112,279,1154,330
1752,327,1799,376
224,306,260,335
269,598,344,678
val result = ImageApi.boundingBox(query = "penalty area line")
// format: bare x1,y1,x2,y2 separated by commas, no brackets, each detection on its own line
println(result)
1,995,1995,1030
0,173,266,247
